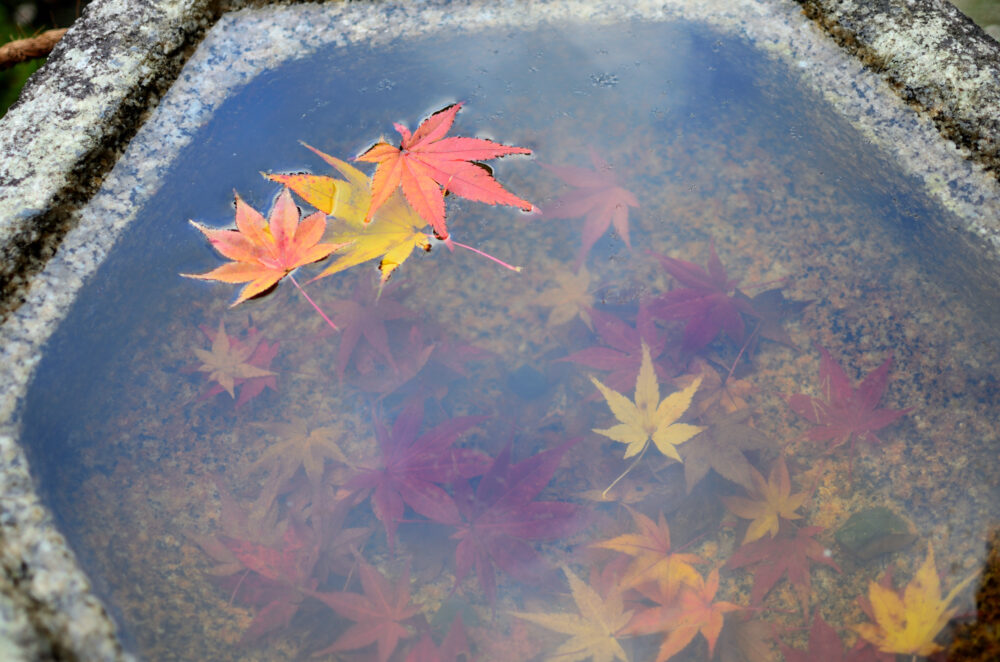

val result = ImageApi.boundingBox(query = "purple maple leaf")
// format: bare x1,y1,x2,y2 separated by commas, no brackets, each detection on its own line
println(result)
648,241,755,351
441,438,586,603
786,346,912,456
558,304,674,394
346,398,490,548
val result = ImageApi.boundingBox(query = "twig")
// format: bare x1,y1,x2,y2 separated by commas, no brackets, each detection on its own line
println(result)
0,29,67,71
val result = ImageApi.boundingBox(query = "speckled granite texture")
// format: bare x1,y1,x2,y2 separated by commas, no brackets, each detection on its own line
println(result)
1,0,1000,659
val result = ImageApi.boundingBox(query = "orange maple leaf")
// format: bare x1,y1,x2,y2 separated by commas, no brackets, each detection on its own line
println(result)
627,568,740,662
182,188,345,305
721,455,808,544
591,508,703,601
356,102,533,240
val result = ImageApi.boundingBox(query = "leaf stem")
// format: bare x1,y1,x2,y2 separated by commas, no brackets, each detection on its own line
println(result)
450,240,522,272
289,274,338,332
603,443,649,499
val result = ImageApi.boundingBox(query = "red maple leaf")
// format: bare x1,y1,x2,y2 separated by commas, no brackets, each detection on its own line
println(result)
357,102,533,240
441,438,585,603
310,558,419,662
558,304,674,395
780,612,894,662
724,521,841,614
648,242,756,351
786,346,912,455
345,398,490,548
405,616,471,662
542,147,640,266
324,275,418,382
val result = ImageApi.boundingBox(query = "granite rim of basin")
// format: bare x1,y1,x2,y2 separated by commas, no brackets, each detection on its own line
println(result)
2,0,1000,658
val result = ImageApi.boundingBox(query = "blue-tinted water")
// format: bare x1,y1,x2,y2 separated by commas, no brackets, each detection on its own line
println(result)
20,18,1000,662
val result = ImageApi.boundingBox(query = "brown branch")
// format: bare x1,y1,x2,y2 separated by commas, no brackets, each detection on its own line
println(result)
0,29,67,71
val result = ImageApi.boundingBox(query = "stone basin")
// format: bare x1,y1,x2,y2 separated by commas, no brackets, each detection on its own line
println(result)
2,1,1000,659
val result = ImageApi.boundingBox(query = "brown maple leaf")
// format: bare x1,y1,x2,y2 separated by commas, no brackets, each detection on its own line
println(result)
249,420,350,491
182,188,345,305
542,148,640,267
679,409,775,494
357,102,533,240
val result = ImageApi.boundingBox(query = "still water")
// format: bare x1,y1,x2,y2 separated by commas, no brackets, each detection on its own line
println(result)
20,17,1000,662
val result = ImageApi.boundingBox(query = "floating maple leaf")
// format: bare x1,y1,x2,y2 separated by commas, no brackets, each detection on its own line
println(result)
721,456,808,545
270,144,435,287
679,409,774,494
512,565,633,662
542,148,639,267
648,242,756,351
627,568,741,662
725,520,840,614
357,102,533,240
345,398,490,548
560,304,673,395
591,508,703,600
182,188,345,305
193,320,276,402
786,347,912,457
852,542,976,656
443,438,585,603
311,558,418,661
590,342,703,462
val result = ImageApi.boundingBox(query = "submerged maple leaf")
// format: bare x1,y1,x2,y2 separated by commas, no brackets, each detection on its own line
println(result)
853,542,975,656
542,148,639,267
679,409,774,494
405,615,471,662
721,456,808,545
590,343,703,462
250,420,349,493
787,347,912,455
781,612,893,662
591,508,703,600
182,188,345,305
357,102,533,240
311,558,418,662
345,398,490,548
627,568,740,662
725,520,840,614
648,242,756,351
443,438,585,603
561,304,672,395
193,320,276,400
534,263,596,329
512,565,633,662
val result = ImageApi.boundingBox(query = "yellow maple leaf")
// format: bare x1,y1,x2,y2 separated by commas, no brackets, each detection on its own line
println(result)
720,456,807,544
512,566,633,662
193,320,274,397
590,343,703,461
591,508,703,600
267,144,432,287
853,542,976,656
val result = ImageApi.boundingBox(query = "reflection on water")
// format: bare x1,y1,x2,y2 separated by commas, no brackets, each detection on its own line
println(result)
20,16,1000,662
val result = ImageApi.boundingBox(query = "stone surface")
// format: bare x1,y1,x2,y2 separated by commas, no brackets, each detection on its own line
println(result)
1,0,1000,659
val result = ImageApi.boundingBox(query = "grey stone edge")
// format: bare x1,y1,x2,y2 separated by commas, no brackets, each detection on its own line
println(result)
2,0,1000,659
